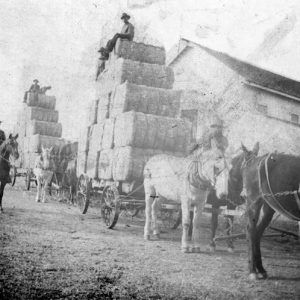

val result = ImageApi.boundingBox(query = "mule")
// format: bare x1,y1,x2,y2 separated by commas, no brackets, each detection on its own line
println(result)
34,146,55,203
230,143,300,280
143,148,230,253
0,134,19,212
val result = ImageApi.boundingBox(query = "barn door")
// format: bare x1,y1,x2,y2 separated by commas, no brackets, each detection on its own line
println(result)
181,109,198,142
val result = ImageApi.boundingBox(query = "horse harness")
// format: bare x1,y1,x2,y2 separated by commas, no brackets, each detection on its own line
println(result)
257,153,300,221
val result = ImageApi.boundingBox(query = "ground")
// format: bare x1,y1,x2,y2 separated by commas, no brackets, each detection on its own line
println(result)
0,184,300,300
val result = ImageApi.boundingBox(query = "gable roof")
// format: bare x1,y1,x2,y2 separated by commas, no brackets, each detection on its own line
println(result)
169,38,300,101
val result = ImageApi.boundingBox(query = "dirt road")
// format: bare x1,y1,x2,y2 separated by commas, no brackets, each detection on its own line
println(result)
1,184,300,299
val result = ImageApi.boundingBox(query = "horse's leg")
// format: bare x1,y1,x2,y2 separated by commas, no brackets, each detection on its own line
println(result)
188,210,194,241
144,180,154,240
152,197,160,239
247,198,263,280
43,172,52,203
191,190,207,253
36,177,41,202
255,202,275,279
0,181,5,213
208,205,219,252
225,215,234,252
181,197,191,253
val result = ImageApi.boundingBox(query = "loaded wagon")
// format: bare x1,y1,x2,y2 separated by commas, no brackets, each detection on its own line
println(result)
75,39,190,229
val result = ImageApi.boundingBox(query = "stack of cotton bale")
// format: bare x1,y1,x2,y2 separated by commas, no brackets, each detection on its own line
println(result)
14,93,65,169
78,39,191,184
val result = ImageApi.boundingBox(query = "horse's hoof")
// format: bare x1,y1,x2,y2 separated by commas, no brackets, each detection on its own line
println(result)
257,272,268,279
192,246,201,253
249,273,258,281
144,235,150,241
227,247,234,253
181,246,191,253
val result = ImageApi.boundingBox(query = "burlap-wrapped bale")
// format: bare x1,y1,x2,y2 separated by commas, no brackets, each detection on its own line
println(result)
27,93,56,110
86,150,100,179
98,149,114,180
26,107,59,123
111,40,166,65
77,150,88,175
27,120,62,137
102,118,115,149
78,126,91,153
114,111,192,153
112,147,158,181
89,123,105,154
111,82,181,118
104,58,174,89
97,94,111,123
28,134,65,153
87,100,99,126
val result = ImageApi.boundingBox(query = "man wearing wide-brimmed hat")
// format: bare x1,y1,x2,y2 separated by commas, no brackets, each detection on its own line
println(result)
96,12,135,79
23,79,41,102
209,115,228,154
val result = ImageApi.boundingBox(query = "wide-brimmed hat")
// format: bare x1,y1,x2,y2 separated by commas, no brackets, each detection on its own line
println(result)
210,115,225,128
121,13,130,20
33,79,39,83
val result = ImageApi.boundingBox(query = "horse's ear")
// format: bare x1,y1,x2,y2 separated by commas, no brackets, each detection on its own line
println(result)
240,143,249,154
8,133,12,139
49,146,53,153
252,142,259,155
41,145,45,152
14,133,19,140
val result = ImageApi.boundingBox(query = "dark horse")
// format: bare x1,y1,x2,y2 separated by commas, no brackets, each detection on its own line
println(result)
0,134,19,212
230,142,300,280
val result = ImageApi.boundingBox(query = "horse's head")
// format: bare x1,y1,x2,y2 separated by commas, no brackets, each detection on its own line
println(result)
4,134,19,160
227,142,259,204
41,146,53,170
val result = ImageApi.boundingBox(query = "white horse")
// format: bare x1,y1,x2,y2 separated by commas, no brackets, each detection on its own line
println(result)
33,146,55,203
143,148,230,253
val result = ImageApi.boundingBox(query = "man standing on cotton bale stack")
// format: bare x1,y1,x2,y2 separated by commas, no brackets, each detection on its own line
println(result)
96,13,134,79
23,79,41,103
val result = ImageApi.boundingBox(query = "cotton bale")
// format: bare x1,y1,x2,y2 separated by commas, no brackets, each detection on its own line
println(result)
26,107,59,123
86,150,100,179
102,118,115,149
89,123,105,154
78,126,91,153
87,100,99,126
111,82,181,118
26,94,56,110
77,150,88,175
98,149,114,180
108,58,174,89
111,39,166,65
114,111,192,153
27,120,62,137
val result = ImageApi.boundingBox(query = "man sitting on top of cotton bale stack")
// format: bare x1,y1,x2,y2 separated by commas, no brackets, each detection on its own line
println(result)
96,13,135,80
23,79,41,103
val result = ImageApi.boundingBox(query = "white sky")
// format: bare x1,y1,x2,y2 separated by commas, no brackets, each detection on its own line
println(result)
0,0,299,138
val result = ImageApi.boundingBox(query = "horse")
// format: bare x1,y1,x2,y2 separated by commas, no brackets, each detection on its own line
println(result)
143,147,230,253
0,134,19,212
33,146,55,203
230,142,300,280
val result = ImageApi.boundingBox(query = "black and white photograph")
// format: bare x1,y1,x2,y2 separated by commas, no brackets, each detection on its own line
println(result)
0,0,300,299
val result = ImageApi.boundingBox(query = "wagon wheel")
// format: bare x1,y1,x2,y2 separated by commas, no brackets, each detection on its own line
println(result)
101,185,120,229
9,166,17,187
75,174,91,214
25,169,31,191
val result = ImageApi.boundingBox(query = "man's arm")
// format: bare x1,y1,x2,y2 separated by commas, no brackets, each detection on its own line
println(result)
118,23,134,40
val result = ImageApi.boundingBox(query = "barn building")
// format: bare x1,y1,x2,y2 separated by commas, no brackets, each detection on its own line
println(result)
167,38,300,152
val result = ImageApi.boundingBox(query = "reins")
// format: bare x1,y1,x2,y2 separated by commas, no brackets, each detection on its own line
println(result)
257,153,300,221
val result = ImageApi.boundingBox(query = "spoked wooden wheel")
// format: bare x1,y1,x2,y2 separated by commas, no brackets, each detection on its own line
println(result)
9,166,17,186
25,169,31,191
75,174,90,214
101,185,120,229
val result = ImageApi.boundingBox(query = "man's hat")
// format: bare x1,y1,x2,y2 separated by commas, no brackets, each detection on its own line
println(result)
121,13,130,20
33,79,39,83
